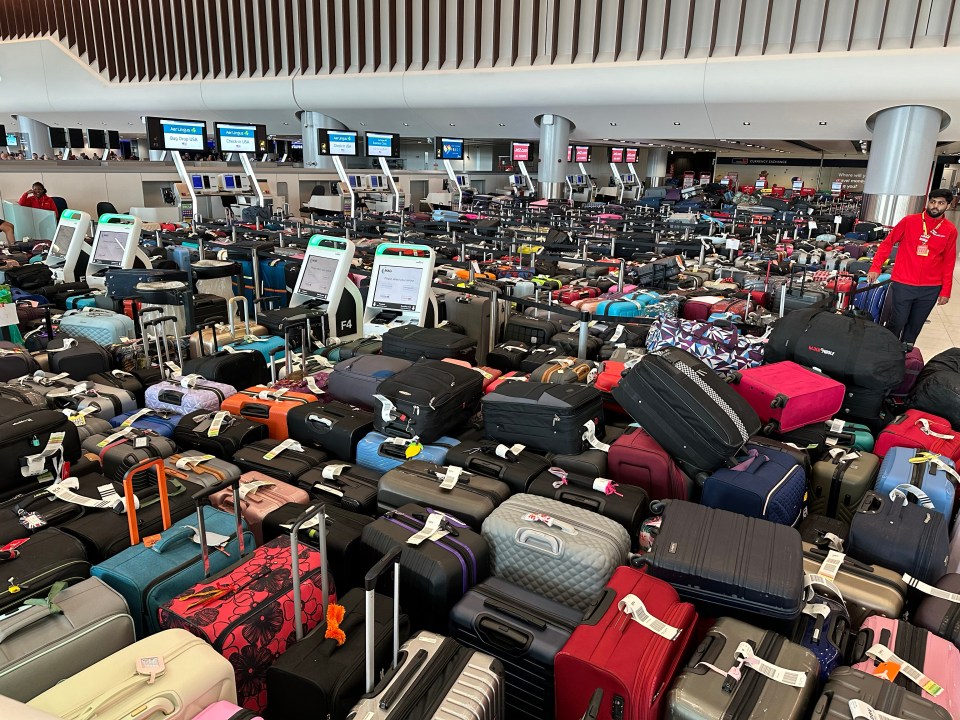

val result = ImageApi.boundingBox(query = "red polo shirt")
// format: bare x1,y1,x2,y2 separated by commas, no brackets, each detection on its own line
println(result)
869,211,957,298
18,192,57,214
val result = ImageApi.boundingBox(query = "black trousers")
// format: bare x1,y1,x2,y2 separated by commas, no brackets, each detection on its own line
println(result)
887,281,941,345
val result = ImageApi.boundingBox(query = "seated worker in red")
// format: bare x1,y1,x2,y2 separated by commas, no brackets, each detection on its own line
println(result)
18,181,57,213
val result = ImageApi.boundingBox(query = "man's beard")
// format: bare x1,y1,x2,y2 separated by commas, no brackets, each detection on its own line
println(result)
927,206,945,218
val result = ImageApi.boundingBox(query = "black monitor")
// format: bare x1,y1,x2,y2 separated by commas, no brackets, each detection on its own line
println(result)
0,125,6,143
317,129,358,156
68,128,85,148
87,129,107,148
214,122,268,154
49,128,68,147
107,130,120,149
365,131,400,158
145,116,208,152
435,137,464,160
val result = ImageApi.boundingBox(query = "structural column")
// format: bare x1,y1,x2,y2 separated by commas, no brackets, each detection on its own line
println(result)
646,148,668,187
15,116,54,158
299,111,348,170
536,114,574,200
862,105,947,226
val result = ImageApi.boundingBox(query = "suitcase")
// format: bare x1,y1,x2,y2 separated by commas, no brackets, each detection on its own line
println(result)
911,572,960,649
182,327,270,389
797,513,850,547
377,459,510,530
848,491,950,583
503,315,563,346
519,344,566,372
529,357,599,383
825,419,875,453
44,382,138,422
57,308,136,346
730,361,846,433
554,566,698,720
108,407,181,437
452,576,584,720
0,528,91,616
790,588,850,681
26,628,238,720
0,342,41,381
852,616,960,720
172,409,270,459
873,448,957,522
666,617,820,720
231,439,328,484
483,382,605,455
161,451,242,489
45,337,113,380
443,441,551,494
297,461,381,516
158,505,336,712
481,493,630,612
809,666,952,720
356,431,459,473
809,448,881,524
361,503,490,632
874,409,960,461
443,293,506,364
381,325,477,364
606,425,693,501
0,381,48,408
372,359,482,443
681,295,727,322
549,331,604,360
210,471,309,544
146,374,237,414
613,348,761,477
219,385,317,440
893,346,925,399
325,355,412,410
645,500,805,622
285,400,374,461
547,425,623,478
486,341,530,372
0,577,135,702
193,701,264,720
80,428,179,485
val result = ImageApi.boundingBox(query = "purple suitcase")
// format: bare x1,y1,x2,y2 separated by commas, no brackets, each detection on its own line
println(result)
891,347,924,399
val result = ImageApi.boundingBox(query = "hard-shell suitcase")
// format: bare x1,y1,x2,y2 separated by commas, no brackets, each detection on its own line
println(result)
554,566,698,720
109,408,180,437
361,503,490,632
286,400,373,461
356,431,459,473
665,617,819,720
613,348,761,476
377,459,510,530
442,293,505,364
791,586,850,681
193,701,264,720
26,628,238,719
452,575,584,720
504,315,563,346
325,355,412,410
297,461,381,516
219,385,317,440
85,368,148,407
173,409,270,459
606,425,693,501
210,471,310,544
44,380,138,421
146,374,237,414
57,307,136,346
443,441,551,494
381,325,477,363
0,577,135,702
730,361,846,433
161,451,242,489
810,666,951,720
825,419,876,453
231,439,328,484
809,448,881,524
874,409,960,461
874,448,957,522
481,493,630,612
81,427,179,485
645,500,805,622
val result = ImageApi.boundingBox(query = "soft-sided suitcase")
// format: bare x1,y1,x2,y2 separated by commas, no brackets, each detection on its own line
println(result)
529,357,599,383
504,315,563,346
285,400,374,461
486,341,530,372
26,628,238,720
874,409,960,461
443,440,551,494
554,566,698,720
361,503,489,632
381,325,477,363
452,575,583,720
0,342,41,381
161,451,241,489
666,617,819,720
809,448,881,524
645,500,805,622
219,385,317,440
325,355,412,410
210,471,309,544
731,361,846,433
297,461,381,516
481,493,630,612
810,666,951,720
231,438,328,484
607,425,693,501
47,337,112,379
81,427,179,485
173,409,270,459
547,425,624,479
519,344,565,372
613,348,761,476
109,408,180,437
0,577,135,702
0,528,91,617
182,331,270,390
893,346,925,399
356,431,459,473
873,447,958,522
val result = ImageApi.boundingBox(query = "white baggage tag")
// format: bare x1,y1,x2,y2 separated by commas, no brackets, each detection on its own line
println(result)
724,238,740,250
312,483,344,498
305,376,325,395
436,466,463,490
864,644,944,696
207,411,229,437
120,408,154,428
307,415,333,427
175,454,216,470
801,602,831,641
262,439,303,460
164,361,181,375
98,483,121,505
322,464,349,480
522,512,578,534
803,573,845,604
373,394,397,423
617,593,682,640
609,325,626,342
734,642,808,688
186,525,231,549
902,574,960,605
179,374,202,388
406,512,448,546
258,388,287,400
848,699,910,720
818,550,846,581
495,443,525,459
96,427,134,449
239,480,274,500
47,479,114,509
582,420,610,452
916,418,955,440
828,418,846,434
21,432,66,478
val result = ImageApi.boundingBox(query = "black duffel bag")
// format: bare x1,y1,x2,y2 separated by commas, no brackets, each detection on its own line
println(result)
909,348,960,428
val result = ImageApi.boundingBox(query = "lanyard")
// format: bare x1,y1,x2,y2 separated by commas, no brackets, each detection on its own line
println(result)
921,214,944,241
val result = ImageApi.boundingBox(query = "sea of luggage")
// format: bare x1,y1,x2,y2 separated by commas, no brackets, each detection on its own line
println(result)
2,189,960,720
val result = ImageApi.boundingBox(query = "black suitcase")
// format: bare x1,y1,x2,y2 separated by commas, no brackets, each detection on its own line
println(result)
483,382,605,455
104,268,188,299
297,461,381,516
913,573,960,651
0,527,90,614
172,409,270,458
613,348,760,476
6,264,53,293
361,503,490,632
644,500,805,623
286,401,374,461
769,422,830,462
372,359,483,443
486,341,530,372
810,666,951,720
550,331,603,360
181,322,270,388
86,369,148,408
443,441,550,494
192,293,229,327
504,315,563,347
46,337,112,381
232,439,328,483
449,576,582,720
316,336,383,362
520,344,565,372
548,426,624,478
381,325,477,363
37,281,90,308
0,341,41,381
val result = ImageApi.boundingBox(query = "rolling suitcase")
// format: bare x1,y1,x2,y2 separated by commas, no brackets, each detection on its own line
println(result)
297,461,381,516
231,439,328,484
45,337,112,382
324,355,412,410
809,666,951,720
57,307,136,346
606,425,693,501
486,341,530,372
873,448,958,522
219,385,317,440
356,431,459,473
554,566,698,720
182,323,270,389
172,409,270,459
0,342,41,381
730,361,846,433
80,427,179,485
452,575,583,720
874,409,960,461
381,325,477,363
443,441,551,494
519,344,565,372
161,451,242,489
210,471,310,544
286,400,374,461
108,408,181,437
790,586,850,681
0,528,91,616
504,315,563,346
809,448,880,524
911,572,960,649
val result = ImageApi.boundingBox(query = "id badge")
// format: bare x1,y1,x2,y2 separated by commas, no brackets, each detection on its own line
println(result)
917,245,930,256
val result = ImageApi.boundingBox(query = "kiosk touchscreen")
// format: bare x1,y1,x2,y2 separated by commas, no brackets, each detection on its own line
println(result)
363,244,437,335
86,214,145,290
45,209,91,283
290,235,363,341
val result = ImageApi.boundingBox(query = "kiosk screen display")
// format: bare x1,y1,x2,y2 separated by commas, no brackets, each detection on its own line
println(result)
625,148,638,163
49,128,68,147
215,123,267,153
609,147,625,163
372,264,423,311
318,130,358,156
50,223,74,259
436,137,464,160
92,229,129,266
146,117,207,151
296,254,339,300
366,132,399,158
511,142,530,161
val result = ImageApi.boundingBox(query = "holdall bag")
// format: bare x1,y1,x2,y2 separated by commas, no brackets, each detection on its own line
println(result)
172,409,269,459
0,528,91,616
644,500,805,622
481,493,630,612
645,315,767,379
809,448,881,524
852,616,960,720
730,361,846,433
848,490,950,584
790,580,850,681
356,431,459,474
219,385,317,440
285,400,374,461
26,628,238,720
874,408,960,461
45,337,112,381
210,471,309,544
443,441,551,494
873,448,958,522
381,324,477,363
606,425,693,501
665,617,819,720
372,359,482,443
911,572,960,649
324,355,412,410
809,666,952,720
232,438,328,484
910,348,960,429
613,348,761,477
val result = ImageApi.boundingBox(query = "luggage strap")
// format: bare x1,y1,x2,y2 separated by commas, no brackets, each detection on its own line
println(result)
907,451,960,488
916,418,955,440
696,642,807,689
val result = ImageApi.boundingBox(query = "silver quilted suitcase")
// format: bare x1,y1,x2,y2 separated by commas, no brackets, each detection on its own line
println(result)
0,578,135,702
480,493,630,612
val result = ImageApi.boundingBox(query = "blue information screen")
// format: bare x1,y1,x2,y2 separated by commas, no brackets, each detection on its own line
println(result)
437,137,464,160
161,120,206,151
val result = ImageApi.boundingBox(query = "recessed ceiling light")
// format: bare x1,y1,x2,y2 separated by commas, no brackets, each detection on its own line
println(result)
673,122,680,126
403,123,410,126
498,123,506,127
449,123,456,127
610,122,617,126
743,121,751,126
819,121,828,125
283,122,289,126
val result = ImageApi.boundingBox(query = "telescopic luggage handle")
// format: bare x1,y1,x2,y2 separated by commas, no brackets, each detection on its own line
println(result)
191,474,247,577
122,458,170,546
289,504,330,642
364,546,402,693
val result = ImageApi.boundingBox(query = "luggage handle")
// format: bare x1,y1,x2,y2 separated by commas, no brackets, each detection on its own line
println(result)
481,598,548,631
143,316,184,377
122,458,171,546
193,320,222,356
476,616,532,650
364,546,402,693
191,475,248,577
582,689,603,720
0,592,68,642
289,503,330,643
516,527,562,556
227,295,253,338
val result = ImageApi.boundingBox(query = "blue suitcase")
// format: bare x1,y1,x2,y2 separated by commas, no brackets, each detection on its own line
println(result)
873,447,957,522
852,273,891,323
595,290,660,317
58,308,136,345
791,590,850,681
110,408,182,437
225,333,286,365
356,431,460,473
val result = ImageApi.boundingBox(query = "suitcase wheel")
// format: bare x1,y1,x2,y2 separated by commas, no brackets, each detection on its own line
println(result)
771,393,788,409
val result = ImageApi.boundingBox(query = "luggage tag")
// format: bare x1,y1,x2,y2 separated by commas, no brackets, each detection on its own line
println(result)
46,478,115,510
135,655,166,685
801,602,831,642
21,432,65,479
185,525,232,552
119,408,155,428
864,643,944,696
262,439,304,460
175,454,216,470
406,512,450,546
732,642,808,688
164,361,182,376
62,406,97,427
239,479,274,500
848,699,911,720
916,418,955,440
889,485,936,509
179,374,203,388
582,420,611,452
522,512,578,535
908,451,960,487
207,411,230,437
304,376,325,395
258,388,288,400
615,593,682,640
435,466,464,490
902,574,960,605
804,573,845,605
495,443,526,460
17,509,46,530
373,394,399,424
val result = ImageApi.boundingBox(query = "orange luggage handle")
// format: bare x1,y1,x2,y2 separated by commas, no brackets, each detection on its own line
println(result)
122,458,170,546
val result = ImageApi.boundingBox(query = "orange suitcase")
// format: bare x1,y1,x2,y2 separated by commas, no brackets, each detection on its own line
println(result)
219,386,318,440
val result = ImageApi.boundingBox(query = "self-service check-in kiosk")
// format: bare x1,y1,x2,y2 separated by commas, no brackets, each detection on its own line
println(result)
290,234,363,341
44,209,91,283
85,214,146,291
363,243,437,336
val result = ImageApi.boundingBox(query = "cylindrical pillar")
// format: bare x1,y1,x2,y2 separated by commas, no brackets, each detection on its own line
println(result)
135,139,150,160
646,148,668,187
148,149,166,161
535,114,574,200
299,112,347,169
862,105,947,226
16,116,54,158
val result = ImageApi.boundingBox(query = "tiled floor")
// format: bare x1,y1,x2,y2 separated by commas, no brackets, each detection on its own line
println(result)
912,209,960,359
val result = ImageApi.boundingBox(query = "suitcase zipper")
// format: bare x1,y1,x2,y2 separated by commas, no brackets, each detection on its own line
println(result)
6,560,89,599
508,499,625,554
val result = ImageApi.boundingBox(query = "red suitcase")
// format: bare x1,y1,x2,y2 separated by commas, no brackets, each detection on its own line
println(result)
709,297,749,317
606,426,692,501
554,566,698,720
554,286,601,304
874,408,960,461
594,361,627,393
730,361,845,433
680,296,726,322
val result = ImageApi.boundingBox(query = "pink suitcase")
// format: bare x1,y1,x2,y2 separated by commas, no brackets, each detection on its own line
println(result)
193,701,264,720
853,616,960,720
730,361,845,433
210,471,310,544
680,295,726,322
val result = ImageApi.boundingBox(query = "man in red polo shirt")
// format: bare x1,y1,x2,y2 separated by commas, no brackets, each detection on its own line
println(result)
867,189,957,347
18,182,57,214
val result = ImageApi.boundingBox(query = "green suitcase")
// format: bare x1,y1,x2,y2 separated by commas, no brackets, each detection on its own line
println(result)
825,419,875,452
809,448,880,524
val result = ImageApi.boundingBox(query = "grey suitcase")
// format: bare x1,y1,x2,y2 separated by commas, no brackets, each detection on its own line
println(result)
80,429,179,484
377,460,511,531
61,412,113,442
810,666,951,720
444,293,508,365
0,578,135,702
809,449,880,524
162,451,242,488
480,493,630,612
45,381,138,421
325,355,413,410
666,617,819,720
